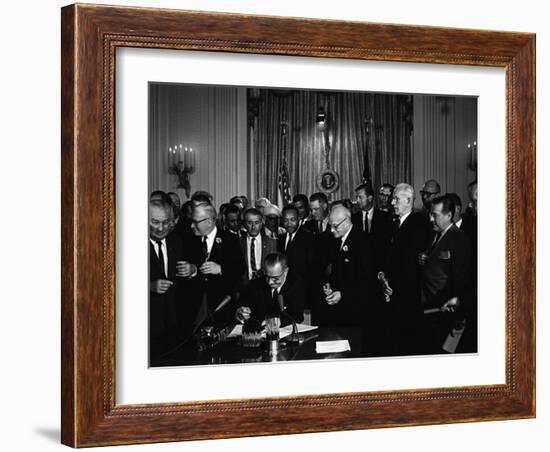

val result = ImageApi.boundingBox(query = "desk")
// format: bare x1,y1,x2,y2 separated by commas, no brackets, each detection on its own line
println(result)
152,326,367,367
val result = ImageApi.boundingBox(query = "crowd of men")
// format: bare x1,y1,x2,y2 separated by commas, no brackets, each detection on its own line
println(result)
149,179,478,361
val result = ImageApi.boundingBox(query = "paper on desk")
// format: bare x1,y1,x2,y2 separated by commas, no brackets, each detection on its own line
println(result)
226,324,243,338
315,340,351,354
226,323,318,339
279,323,318,339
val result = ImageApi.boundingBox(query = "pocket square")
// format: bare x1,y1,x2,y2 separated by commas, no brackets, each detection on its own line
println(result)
438,250,451,259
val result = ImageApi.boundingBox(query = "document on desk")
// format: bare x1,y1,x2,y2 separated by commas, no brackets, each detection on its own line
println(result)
279,324,318,339
227,323,318,339
315,340,351,354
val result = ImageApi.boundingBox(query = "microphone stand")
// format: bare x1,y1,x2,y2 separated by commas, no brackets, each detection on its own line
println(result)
159,294,231,359
277,294,303,344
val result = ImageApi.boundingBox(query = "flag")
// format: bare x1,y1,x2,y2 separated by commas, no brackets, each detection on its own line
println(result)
277,160,291,209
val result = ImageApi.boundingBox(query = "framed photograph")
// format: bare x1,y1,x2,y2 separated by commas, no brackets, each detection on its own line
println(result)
61,4,535,447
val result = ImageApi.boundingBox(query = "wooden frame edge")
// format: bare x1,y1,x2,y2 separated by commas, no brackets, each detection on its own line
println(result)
61,3,536,447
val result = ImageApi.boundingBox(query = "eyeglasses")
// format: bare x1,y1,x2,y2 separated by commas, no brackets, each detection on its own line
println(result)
420,190,440,196
191,217,210,225
329,218,347,230
265,272,284,282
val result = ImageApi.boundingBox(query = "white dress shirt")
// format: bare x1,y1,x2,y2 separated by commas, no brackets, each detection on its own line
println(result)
284,231,296,251
361,208,374,232
150,238,168,277
246,234,263,279
399,210,412,227
203,226,218,257
340,225,353,250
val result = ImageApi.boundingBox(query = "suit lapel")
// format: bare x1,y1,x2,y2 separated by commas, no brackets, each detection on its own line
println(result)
240,236,249,268
430,225,455,256
261,234,268,263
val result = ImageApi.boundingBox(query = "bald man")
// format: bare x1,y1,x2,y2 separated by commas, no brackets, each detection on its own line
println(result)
317,205,376,329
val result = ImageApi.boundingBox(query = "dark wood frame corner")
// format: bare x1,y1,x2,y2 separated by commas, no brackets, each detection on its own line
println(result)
61,3,536,447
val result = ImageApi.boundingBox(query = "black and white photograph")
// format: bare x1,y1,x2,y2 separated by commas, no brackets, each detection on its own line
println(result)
148,83,479,367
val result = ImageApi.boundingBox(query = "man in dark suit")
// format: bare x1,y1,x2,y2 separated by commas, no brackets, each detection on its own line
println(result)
377,183,395,214
224,204,243,238
318,205,377,329
419,179,441,215
304,193,337,319
352,183,393,266
236,252,305,326
278,204,314,284
418,195,473,354
304,192,329,235
188,204,245,327
149,200,198,362
239,208,277,287
378,183,430,355
292,193,311,230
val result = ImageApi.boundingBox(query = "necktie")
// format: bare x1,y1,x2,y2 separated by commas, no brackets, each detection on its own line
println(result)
250,237,257,271
272,289,278,310
201,236,208,262
285,233,292,252
363,212,367,232
155,240,166,278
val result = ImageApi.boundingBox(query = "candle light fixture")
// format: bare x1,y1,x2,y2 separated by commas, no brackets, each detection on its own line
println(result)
168,143,196,198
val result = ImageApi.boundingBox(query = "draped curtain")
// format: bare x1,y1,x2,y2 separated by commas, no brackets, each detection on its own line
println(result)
149,84,248,206
251,89,412,202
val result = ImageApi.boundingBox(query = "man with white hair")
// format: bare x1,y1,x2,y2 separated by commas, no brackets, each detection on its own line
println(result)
377,183,430,355
188,204,245,325
317,204,376,328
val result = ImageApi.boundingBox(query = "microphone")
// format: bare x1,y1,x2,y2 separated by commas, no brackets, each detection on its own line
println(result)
277,294,302,344
192,294,232,335
212,295,232,314
158,293,233,360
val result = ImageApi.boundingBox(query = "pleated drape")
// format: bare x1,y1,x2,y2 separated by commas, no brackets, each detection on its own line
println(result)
251,89,412,202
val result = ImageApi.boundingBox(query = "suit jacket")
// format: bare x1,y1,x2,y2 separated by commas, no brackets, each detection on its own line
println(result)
241,272,305,326
239,232,277,284
149,232,198,346
277,227,314,281
303,218,330,235
381,212,431,311
186,229,246,323
352,209,393,265
460,210,478,258
318,226,376,327
421,225,472,310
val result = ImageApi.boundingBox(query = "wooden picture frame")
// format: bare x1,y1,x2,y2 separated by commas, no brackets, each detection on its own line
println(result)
61,3,535,447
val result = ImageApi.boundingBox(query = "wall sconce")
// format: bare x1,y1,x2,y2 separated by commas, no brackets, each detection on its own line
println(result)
467,140,477,171
316,106,326,126
168,144,196,198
